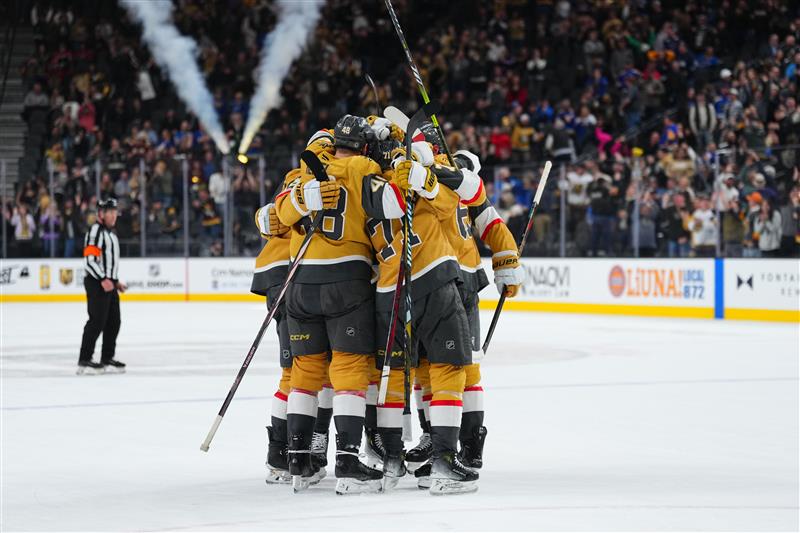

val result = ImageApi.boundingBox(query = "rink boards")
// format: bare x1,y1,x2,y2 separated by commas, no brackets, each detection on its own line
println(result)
1,257,797,322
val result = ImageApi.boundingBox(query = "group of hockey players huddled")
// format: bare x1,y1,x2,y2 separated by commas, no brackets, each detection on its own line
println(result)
250,110,525,495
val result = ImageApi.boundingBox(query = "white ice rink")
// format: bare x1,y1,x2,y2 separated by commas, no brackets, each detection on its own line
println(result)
1,302,798,531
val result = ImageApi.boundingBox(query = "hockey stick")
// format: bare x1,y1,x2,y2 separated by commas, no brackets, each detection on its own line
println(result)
481,161,552,355
376,105,436,408
365,74,380,115
200,150,329,452
383,0,457,169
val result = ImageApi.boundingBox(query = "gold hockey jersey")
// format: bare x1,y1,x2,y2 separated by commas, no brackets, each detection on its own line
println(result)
275,154,406,284
433,154,517,294
370,184,460,311
250,132,335,295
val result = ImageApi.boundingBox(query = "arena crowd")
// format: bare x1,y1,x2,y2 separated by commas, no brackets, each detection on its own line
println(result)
3,0,798,258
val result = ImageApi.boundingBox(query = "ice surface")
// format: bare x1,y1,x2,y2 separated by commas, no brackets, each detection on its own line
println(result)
1,302,798,531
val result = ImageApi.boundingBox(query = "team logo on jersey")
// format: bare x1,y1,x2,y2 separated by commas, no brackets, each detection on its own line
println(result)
345,327,356,337
445,340,455,350
282,349,291,360
59,268,74,286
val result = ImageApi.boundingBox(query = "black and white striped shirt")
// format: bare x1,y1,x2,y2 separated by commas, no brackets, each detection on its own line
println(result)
83,222,120,281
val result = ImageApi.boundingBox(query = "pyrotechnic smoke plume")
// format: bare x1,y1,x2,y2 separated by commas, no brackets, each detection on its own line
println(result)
238,0,325,155
121,0,230,154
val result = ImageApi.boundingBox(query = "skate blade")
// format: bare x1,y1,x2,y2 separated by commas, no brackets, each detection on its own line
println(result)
382,475,403,491
309,468,327,485
406,460,427,474
363,449,383,471
265,468,292,484
76,367,104,375
292,475,313,493
335,477,383,495
103,366,126,374
416,476,431,490
429,478,478,495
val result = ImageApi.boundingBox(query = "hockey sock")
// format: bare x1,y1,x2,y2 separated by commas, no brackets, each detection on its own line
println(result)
314,384,333,433
377,368,405,450
287,388,318,448
333,391,366,448
365,381,378,430
461,364,484,441
271,389,288,443
429,363,465,456
414,382,430,433
271,367,292,442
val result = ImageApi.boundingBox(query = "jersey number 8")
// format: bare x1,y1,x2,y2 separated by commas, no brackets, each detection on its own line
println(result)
320,188,347,241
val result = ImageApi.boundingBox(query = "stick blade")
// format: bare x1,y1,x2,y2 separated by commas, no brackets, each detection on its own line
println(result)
299,150,328,182
534,161,552,204
384,105,410,132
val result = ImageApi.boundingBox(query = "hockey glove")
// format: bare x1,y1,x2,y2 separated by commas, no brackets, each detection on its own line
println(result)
454,149,481,174
367,116,405,143
394,160,439,199
411,141,435,167
291,177,340,215
255,203,289,236
390,142,434,166
492,251,525,298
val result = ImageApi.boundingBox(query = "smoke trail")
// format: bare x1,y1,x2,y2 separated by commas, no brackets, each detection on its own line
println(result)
238,0,325,154
120,0,230,154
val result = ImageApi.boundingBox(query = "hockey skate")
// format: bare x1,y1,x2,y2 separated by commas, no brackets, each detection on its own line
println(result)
76,361,105,375
102,359,126,374
310,431,329,482
429,452,479,495
335,437,383,495
288,435,317,493
265,427,291,484
363,427,386,470
414,461,432,489
382,452,407,491
458,426,487,469
405,431,432,473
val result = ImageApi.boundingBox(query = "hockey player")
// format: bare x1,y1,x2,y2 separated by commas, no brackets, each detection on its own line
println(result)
275,114,407,494
252,182,331,483
371,141,480,494
251,128,341,484
401,124,525,487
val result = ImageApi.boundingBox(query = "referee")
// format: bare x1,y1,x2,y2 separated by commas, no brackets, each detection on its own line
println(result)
77,198,128,375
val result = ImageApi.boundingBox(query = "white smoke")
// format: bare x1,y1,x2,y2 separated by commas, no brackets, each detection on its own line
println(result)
120,0,230,154
238,0,325,154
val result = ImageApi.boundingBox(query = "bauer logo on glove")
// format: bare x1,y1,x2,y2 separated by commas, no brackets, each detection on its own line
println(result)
290,176,340,216
492,251,525,298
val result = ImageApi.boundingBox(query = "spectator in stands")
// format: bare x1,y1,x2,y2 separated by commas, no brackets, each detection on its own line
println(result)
754,199,783,258
6,0,798,261
563,162,592,238
10,204,36,257
23,81,49,110
39,197,61,257
61,198,83,257
690,195,718,257
688,92,717,152
660,193,691,258
587,171,615,257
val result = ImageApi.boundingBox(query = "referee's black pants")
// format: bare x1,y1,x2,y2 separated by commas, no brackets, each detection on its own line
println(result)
79,277,121,364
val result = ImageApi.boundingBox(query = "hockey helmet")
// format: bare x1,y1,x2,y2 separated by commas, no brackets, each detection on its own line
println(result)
419,121,442,155
334,114,376,153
